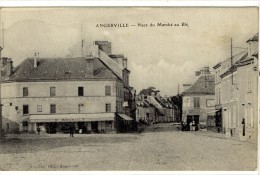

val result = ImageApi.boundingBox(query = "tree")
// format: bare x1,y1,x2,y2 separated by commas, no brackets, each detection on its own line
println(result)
139,87,160,96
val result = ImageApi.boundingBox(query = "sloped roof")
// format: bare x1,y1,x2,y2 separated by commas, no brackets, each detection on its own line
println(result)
221,52,248,78
235,51,258,67
247,33,259,42
6,57,119,82
99,50,124,79
183,74,215,95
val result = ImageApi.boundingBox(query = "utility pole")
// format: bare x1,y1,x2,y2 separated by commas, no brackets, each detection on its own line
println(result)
231,38,233,85
81,24,84,57
177,83,179,95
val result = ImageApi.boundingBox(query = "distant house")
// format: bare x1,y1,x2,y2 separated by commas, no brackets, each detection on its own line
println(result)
182,67,215,129
135,92,176,124
0,41,135,134
136,97,156,124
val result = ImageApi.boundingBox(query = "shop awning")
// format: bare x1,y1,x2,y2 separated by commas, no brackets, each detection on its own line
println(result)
29,113,115,123
207,110,219,114
118,113,133,121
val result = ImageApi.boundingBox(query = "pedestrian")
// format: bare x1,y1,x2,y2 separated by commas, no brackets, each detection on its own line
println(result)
192,121,196,131
37,125,41,135
242,118,245,136
69,125,74,137
189,122,193,131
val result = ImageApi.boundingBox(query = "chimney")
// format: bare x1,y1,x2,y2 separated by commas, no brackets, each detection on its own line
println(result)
0,57,8,69
94,41,112,55
123,58,128,69
247,33,258,56
85,58,94,77
6,58,13,77
34,53,37,68
141,94,145,101
151,92,155,97
183,84,191,92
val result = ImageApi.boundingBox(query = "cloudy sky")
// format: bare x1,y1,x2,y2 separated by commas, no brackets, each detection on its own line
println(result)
0,7,258,95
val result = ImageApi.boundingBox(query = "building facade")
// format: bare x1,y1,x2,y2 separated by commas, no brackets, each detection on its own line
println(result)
1,41,134,133
214,33,258,141
236,33,258,141
182,67,215,129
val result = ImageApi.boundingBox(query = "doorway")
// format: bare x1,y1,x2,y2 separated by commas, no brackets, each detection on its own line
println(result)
91,121,98,132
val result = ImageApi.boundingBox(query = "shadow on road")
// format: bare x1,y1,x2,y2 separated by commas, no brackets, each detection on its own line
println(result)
0,134,138,154
142,123,180,133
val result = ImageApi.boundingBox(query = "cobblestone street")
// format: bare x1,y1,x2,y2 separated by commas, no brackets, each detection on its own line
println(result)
0,123,257,171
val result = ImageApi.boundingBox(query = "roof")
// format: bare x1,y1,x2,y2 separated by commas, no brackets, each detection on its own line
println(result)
247,33,259,42
221,52,248,78
136,99,153,108
183,74,215,95
6,57,120,82
235,50,258,67
213,62,221,69
99,50,124,79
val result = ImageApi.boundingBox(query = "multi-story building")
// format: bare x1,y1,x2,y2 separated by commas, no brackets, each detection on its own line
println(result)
182,67,215,129
214,33,258,141
219,52,247,137
236,33,258,141
0,41,134,133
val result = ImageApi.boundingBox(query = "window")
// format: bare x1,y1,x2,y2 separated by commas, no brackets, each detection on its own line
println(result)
50,87,56,97
78,87,84,96
23,87,28,97
37,105,42,112
193,97,200,108
106,103,111,112
10,103,12,106
23,105,29,115
105,86,111,96
50,104,56,114
78,104,84,113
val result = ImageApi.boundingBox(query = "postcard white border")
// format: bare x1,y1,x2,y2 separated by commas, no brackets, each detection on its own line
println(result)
0,1,259,175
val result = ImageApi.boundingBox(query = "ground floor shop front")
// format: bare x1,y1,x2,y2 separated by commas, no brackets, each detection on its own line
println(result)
17,112,135,134
26,121,115,134
20,113,117,134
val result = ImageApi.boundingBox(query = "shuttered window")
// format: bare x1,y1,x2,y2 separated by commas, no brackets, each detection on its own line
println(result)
193,97,200,108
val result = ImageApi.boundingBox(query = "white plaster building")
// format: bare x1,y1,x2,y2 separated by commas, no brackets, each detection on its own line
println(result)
0,41,134,133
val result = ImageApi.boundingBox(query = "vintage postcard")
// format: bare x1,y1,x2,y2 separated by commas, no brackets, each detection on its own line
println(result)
0,7,258,171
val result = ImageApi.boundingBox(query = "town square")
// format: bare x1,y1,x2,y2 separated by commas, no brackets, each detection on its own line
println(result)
0,7,258,171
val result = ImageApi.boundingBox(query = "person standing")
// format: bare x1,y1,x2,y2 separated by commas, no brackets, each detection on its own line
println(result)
189,122,193,131
242,118,245,136
69,125,74,137
37,125,41,135
192,121,196,131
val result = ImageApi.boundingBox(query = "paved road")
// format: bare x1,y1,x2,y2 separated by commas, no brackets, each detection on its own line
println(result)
0,123,257,171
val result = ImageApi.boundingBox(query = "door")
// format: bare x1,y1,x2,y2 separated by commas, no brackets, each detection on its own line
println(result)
91,121,98,132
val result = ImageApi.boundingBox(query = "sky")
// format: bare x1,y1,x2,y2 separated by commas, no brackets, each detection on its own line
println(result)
0,7,258,95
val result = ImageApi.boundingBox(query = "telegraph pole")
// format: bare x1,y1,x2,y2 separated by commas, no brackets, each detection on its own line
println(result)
231,38,233,85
